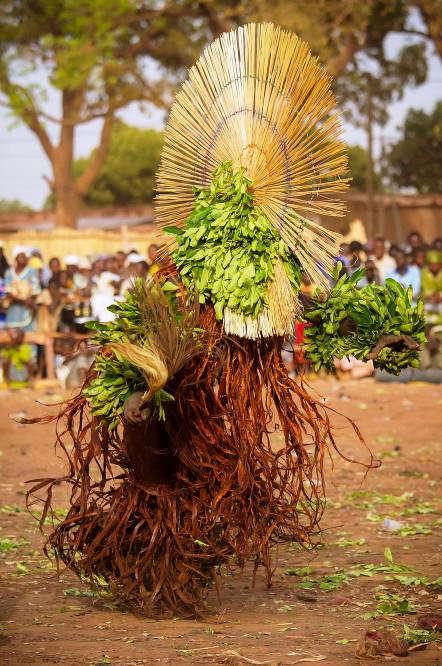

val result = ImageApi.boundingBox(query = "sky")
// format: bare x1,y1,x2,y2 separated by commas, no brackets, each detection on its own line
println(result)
0,27,441,210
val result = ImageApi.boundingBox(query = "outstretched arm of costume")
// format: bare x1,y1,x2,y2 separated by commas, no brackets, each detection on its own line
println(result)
301,273,426,374
367,334,420,360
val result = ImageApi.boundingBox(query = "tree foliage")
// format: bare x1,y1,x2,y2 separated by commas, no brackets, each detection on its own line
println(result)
0,1,439,225
336,42,428,130
0,0,208,225
75,123,163,206
0,198,34,213
347,145,381,191
389,101,442,193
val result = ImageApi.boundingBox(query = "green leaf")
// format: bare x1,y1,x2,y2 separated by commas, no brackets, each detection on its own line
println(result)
162,280,179,292
214,301,224,320
163,225,183,236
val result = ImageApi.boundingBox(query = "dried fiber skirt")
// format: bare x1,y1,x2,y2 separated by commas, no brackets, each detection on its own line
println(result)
28,311,372,616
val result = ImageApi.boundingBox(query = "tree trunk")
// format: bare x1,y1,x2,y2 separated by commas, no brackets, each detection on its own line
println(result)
54,182,81,228
52,90,80,228
366,75,375,239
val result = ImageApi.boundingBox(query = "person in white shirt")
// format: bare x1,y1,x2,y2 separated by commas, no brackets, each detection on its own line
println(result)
370,237,396,283
90,260,120,322
120,254,149,296
386,249,421,300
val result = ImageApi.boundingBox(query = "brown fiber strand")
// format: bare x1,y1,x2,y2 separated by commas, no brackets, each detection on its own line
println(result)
27,304,375,618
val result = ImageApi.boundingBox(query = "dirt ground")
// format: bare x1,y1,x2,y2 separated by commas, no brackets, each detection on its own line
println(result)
0,377,441,666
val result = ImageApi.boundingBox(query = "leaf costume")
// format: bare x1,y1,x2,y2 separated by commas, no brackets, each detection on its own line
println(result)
28,24,425,617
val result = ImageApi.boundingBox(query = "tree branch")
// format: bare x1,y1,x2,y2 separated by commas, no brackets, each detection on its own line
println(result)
413,0,442,57
401,28,432,39
197,1,242,37
75,113,114,196
0,68,54,161
328,32,360,76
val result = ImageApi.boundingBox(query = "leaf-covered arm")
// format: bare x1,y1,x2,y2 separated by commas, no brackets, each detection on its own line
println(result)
302,268,426,375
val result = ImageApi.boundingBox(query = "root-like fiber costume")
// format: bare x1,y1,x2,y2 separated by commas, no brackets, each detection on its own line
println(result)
27,24,425,617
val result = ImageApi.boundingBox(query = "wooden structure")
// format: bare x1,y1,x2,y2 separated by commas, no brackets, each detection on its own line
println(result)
0,330,88,380
324,192,442,244
0,193,440,255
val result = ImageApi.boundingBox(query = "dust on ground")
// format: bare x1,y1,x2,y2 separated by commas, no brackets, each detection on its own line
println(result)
0,377,441,665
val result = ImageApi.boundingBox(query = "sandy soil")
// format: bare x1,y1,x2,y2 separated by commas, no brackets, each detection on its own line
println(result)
0,377,441,665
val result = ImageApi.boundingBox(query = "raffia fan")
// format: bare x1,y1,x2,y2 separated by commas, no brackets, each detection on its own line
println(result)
156,22,349,337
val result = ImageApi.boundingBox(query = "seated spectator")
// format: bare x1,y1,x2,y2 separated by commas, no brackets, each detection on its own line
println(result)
120,254,149,296
411,247,426,270
371,236,395,283
433,237,442,252
348,240,365,274
386,249,421,299
91,260,120,322
115,250,127,276
389,243,401,260
335,243,350,274
147,243,161,275
358,258,380,287
403,230,425,254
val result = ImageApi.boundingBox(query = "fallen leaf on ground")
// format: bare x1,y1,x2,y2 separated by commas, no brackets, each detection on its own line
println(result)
286,653,327,662
223,650,274,664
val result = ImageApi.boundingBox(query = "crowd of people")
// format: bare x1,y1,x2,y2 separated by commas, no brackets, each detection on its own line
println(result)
335,232,442,316
0,243,162,386
329,232,442,377
0,231,441,387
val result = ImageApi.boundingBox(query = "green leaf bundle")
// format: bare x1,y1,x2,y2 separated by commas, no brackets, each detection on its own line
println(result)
82,279,201,429
304,268,426,375
166,162,301,321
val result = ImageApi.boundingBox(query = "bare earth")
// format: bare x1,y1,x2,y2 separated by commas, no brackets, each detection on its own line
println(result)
0,377,441,665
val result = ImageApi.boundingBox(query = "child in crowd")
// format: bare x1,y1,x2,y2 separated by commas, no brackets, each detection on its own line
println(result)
0,328,35,388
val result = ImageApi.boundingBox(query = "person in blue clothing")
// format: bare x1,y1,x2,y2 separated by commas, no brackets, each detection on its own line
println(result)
4,250,41,331
386,249,421,300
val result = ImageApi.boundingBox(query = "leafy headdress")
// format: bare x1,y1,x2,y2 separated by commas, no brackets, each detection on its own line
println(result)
156,22,349,338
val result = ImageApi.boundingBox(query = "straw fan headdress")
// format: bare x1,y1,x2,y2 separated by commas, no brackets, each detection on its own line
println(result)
156,23,349,338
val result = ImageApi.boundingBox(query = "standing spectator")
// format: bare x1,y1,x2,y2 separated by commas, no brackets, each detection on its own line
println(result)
389,244,401,260
36,277,64,334
92,257,106,279
0,242,9,279
386,249,421,299
42,256,62,287
371,236,395,283
4,249,40,331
